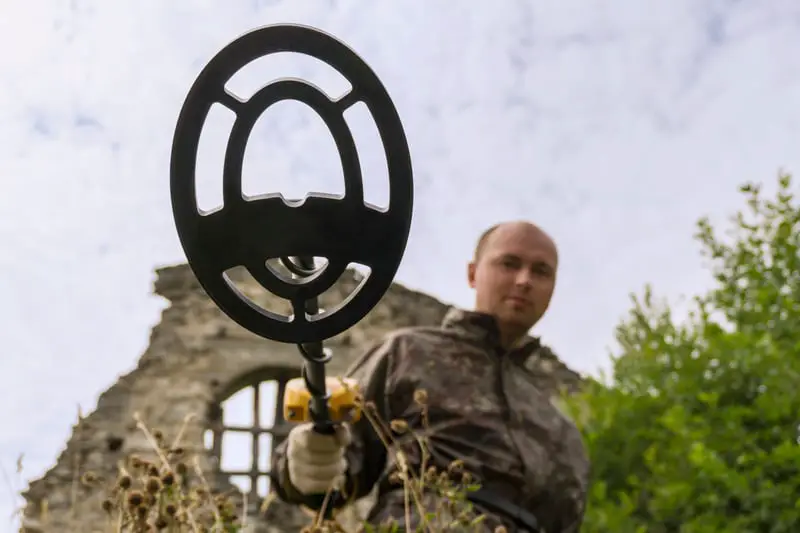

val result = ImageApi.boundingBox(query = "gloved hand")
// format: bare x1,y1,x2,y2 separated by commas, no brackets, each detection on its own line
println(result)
287,422,352,495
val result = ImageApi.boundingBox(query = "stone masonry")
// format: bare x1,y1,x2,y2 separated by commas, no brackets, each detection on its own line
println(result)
19,263,583,533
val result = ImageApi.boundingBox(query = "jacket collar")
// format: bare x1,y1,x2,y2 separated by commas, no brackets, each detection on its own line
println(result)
441,307,541,357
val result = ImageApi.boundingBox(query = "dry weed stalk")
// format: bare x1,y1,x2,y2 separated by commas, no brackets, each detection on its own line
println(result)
20,387,500,533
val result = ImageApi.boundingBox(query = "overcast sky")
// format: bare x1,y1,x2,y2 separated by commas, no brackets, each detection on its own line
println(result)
2,0,799,528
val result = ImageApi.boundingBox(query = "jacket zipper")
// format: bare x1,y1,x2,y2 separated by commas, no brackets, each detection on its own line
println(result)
497,347,530,506
495,348,512,423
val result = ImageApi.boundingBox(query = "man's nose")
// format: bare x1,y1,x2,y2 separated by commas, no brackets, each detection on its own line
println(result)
514,268,534,287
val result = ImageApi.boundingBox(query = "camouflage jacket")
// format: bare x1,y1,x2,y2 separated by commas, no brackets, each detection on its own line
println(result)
272,308,590,532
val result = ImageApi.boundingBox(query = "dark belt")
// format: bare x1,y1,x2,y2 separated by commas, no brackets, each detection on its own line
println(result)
467,487,541,533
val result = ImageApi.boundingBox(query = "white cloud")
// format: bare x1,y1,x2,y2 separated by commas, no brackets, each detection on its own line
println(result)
1,0,799,527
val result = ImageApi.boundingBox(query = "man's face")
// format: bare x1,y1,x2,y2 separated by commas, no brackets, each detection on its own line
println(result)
467,223,558,336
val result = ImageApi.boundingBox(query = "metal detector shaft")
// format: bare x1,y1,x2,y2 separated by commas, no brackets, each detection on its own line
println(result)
293,256,335,434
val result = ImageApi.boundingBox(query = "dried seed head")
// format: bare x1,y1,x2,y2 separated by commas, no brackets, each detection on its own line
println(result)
129,455,143,469
118,474,133,490
161,472,175,486
413,389,428,405
146,476,162,494
127,490,144,507
422,466,436,483
165,503,177,516
155,516,168,529
81,471,99,485
148,465,160,477
447,459,464,474
101,498,114,514
389,419,409,433
175,462,188,476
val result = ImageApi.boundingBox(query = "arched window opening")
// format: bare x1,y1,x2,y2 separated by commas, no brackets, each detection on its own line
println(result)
204,368,299,506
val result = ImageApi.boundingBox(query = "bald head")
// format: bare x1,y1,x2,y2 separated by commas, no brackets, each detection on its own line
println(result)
474,221,558,265
468,220,559,346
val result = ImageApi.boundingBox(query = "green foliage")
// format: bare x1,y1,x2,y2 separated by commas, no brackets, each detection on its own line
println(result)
561,172,800,532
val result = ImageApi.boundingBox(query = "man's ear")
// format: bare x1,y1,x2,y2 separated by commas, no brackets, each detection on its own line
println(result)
467,261,477,289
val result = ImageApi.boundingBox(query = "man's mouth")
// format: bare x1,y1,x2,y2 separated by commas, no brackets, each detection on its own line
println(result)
506,296,530,306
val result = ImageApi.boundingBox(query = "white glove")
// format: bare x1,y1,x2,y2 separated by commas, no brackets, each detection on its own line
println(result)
287,423,352,495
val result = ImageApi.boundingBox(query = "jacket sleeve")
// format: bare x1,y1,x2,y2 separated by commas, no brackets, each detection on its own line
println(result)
270,333,400,510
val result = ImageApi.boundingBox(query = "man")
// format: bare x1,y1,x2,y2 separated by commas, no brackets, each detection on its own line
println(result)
271,221,590,532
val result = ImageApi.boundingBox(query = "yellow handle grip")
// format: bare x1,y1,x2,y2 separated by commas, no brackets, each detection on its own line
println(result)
282,376,362,424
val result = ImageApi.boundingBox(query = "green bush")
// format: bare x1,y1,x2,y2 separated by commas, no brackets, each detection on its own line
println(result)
562,172,800,533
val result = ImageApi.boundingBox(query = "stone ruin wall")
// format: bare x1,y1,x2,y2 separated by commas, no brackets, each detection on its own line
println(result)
19,263,584,533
